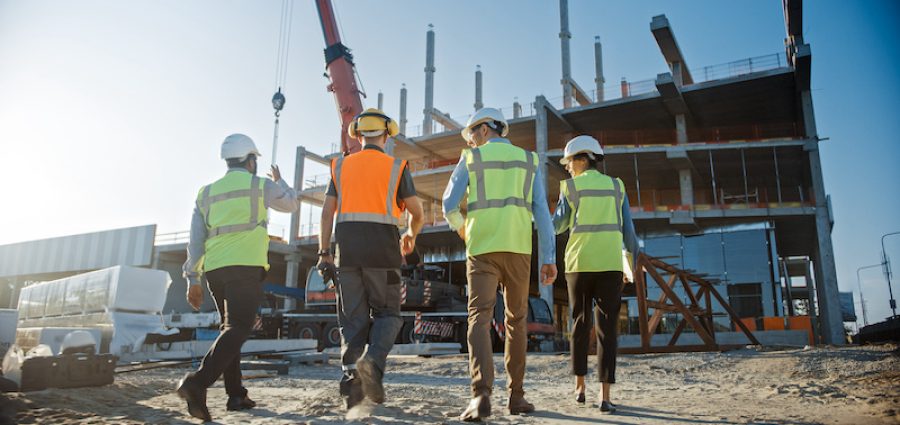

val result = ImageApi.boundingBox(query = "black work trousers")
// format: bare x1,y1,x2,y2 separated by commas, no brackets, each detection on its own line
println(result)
566,271,623,383
192,266,264,396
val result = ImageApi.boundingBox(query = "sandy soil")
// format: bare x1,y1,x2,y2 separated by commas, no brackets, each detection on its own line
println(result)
0,344,897,425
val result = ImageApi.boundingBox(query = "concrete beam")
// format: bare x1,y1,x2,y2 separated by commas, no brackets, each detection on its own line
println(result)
630,206,816,221
411,164,456,178
537,96,576,133
394,133,446,159
566,78,593,107
304,150,333,167
650,14,694,85
655,72,690,117
794,43,811,91
544,138,810,157
430,107,464,130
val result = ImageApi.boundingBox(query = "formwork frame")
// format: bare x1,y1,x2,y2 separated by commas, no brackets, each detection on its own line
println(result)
624,253,760,354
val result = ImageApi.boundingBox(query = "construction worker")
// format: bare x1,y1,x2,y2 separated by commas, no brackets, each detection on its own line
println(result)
177,133,300,422
442,107,557,422
553,135,640,414
317,108,425,409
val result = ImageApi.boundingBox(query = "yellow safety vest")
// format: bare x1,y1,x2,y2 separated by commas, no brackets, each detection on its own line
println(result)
196,171,269,272
560,170,624,272
463,142,538,257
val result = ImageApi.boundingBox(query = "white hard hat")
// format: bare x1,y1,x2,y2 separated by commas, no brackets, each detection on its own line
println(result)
220,133,262,161
60,330,97,355
560,135,604,165
462,107,509,143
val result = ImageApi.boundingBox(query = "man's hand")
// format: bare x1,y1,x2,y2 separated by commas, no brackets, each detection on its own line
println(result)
187,284,204,310
268,165,282,182
316,255,337,288
400,230,417,255
540,264,558,286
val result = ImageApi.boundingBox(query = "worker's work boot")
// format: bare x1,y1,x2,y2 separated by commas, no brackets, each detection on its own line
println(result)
459,394,491,422
175,373,212,422
507,395,535,415
226,387,257,411
356,357,385,403
339,371,364,409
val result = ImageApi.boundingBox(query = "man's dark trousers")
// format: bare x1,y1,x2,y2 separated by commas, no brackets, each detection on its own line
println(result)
191,266,264,396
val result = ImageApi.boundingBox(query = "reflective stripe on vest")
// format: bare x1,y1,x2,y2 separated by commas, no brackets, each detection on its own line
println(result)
463,142,538,257
199,175,267,237
333,151,405,226
467,148,536,212
197,171,270,272
563,177,622,234
561,171,625,272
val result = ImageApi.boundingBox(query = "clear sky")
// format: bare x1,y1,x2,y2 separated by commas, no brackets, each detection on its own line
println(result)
1,1,898,326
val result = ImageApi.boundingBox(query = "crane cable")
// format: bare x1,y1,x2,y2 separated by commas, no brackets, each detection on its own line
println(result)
271,0,294,166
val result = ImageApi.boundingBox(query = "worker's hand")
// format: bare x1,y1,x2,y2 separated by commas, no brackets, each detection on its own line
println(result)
187,284,204,310
400,230,417,255
317,254,334,268
268,165,282,182
540,264,558,286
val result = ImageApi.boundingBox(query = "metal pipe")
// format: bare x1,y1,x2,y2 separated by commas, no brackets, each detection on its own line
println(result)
559,0,573,108
377,91,383,110
513,97,522,119
594,36,605,102
474,65,483,111
773,147,783,203
740,149,749,203
399,83,408,135
423,24,435,136
882,231,900,317
856,264,881,325
709,150,718,204
633,154,641,207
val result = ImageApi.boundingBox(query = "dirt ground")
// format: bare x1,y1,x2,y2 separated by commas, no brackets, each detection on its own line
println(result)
0,344,897,425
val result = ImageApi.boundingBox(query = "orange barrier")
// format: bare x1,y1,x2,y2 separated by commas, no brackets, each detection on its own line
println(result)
787,316,815,345
762,317,785,331
740,318,758,332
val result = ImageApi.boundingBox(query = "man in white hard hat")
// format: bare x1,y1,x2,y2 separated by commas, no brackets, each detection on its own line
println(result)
177,133,300,422
318,108,424,409
443,107,557,421
552,135,640,414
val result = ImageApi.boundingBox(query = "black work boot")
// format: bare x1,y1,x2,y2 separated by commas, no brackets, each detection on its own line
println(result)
226,387,257,411
356,357,385,404
175,373,211,422
339,371,364,409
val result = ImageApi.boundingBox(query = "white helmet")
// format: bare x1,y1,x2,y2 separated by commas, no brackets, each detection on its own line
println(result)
560,135,604,165
60,330,97,355
462,107,509,143
220,133,262,161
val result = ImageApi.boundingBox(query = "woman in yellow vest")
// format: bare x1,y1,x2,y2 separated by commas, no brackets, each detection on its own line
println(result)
553,135,641,414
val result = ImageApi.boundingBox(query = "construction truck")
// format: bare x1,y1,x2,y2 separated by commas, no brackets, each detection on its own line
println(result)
263,265,556,353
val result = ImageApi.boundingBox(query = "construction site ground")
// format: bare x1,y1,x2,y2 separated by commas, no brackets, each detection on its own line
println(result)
1,344,897,425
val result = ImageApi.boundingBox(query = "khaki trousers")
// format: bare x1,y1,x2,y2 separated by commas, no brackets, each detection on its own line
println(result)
466,252,531,398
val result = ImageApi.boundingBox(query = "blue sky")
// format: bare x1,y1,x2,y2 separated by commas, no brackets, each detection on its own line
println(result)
1,1,898,326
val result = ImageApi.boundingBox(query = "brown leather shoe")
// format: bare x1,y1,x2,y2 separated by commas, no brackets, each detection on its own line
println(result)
507,395,535,415
459,395,491,422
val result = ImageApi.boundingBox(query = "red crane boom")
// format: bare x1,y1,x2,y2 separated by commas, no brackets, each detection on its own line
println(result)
315,0,364,155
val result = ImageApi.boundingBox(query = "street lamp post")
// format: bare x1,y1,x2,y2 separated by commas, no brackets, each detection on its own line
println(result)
856,264,881,326
881,231,900,318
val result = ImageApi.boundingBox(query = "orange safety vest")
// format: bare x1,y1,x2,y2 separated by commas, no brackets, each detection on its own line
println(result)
331,148,407,226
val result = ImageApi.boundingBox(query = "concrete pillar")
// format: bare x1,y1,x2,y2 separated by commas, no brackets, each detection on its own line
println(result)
594,36,605,102
513,98,522,119
675,114,693,205
672,61,684,87
534,95,554,317
285,146,306,311
801,88,844,345
399,83,408,135
474,65,483,111
423,24,436,136
377,91,383,110
558,0,573,108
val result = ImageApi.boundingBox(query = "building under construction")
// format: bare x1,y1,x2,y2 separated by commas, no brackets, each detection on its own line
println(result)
0,0,847,346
